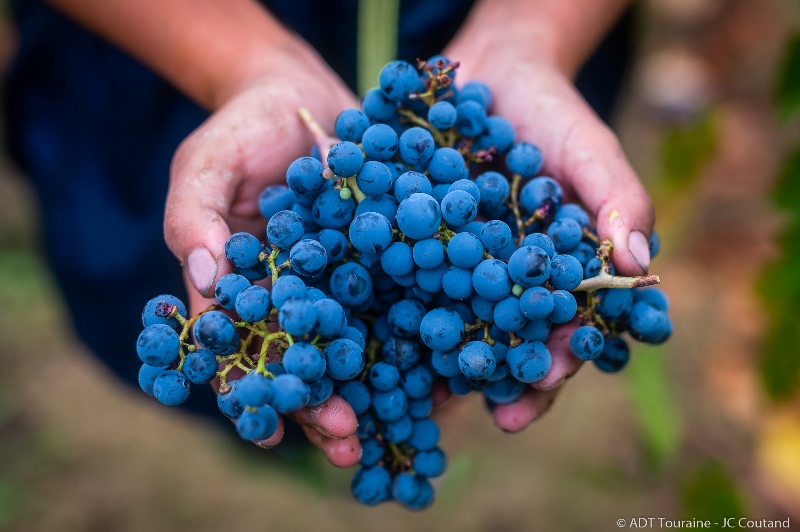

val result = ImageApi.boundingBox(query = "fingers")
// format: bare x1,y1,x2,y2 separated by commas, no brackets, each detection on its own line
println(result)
431,379,452,407
532,320,582,391
303,428,362,468
289,395,359,440
492,387,561,433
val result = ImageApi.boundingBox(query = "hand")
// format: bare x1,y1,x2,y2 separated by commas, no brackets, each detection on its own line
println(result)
446,53,654,432
164,46,362,466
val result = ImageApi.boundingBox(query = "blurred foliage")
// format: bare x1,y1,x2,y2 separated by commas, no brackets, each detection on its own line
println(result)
357,0,399,97
681,461,744,522
776,35,800,122
659,111,718,193
758,32,800,401
624,345,682,465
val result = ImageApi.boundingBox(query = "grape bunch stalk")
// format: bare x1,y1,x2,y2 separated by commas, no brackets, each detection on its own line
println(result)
135,56,672,510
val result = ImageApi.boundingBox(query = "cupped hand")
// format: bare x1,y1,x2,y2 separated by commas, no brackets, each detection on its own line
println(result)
165,44,361,466
447,51,654,432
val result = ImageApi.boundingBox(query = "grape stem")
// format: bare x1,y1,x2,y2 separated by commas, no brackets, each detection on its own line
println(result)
574,270,661,291
298,107,338,167
508,174,525,242
396,109,447,146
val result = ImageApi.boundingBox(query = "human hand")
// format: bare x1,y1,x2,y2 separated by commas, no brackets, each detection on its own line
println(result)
445,51,654,432
165,44,362,466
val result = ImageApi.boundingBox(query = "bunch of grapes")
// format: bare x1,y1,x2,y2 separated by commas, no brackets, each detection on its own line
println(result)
135,56,672,510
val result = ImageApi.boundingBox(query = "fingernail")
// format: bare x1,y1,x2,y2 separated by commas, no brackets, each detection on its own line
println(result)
187,247,217,294
628,231,651,274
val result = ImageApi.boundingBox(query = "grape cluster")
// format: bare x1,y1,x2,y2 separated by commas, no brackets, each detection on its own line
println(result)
135,56,671,510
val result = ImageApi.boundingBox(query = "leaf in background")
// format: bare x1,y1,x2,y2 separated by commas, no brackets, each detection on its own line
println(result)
682,460,744,522
659,111,718,192
773,148,800,211
776,34,800,122
357,0,399,97
624,345,683,465
759,316,800,401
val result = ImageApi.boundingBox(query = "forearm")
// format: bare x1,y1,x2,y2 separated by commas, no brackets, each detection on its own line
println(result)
46,0,308,109
447,0,633,78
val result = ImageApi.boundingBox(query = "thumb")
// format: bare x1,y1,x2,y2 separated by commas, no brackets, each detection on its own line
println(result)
551,105,655,276
164,133,236,296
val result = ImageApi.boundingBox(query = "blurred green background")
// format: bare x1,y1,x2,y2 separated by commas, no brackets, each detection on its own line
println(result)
2,0,800,530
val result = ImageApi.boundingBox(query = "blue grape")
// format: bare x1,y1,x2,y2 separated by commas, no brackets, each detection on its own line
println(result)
507,245,551,287
441,190,478,227
235,285,271,322
391,270,417,288
493,297,528,333
413,239,445,269
329,262,373,307
596,288,634,320
627,302,672,344
458,341,496,379
360,438,384,466
484,375,526,404
182,348,217,384
237,405,278,440
271,275,307,309
428,101,457,129
215,273,251,310
431,183,450,203
335,109,370,142
549,290,577,324
383,336,420,370
549,254,584,290
372,386,409,421
405,479,434,511
270,373,311,413
506,142,544,178
258,185,294,219
521,233,555,258
142,294,186,332
362,88,396,121
313,298,348,338
328,141,364,177
369,362,401,391
447,232,485,269
225,232,262,269
570,326,604,361
401,365,433,399
442,266,474,300
555,203,590,227
457,80,492,108
472,259,512,301
507,340,551,383
407,418,440,451
594,336,630,373
315,229,347,265
649,231,661,258
351,465,392,505
408,396,433,419
138,364,167,396
474,171,509,209
480,220,512,252
312,188,356,229
397,193,442,240
356,412,378,439
393,472,420,505
361,123,399,161
414,447,447,478
394,171,432,201
379,60,424,101
278,298,318,336
384,414,413,443
338,380,371,415
448,179,480,203
283,342,326,382
547,218,583,252
431,348,461,378
427,147,465,183
519,286,554,320
398,127,435,166
357,194,399,228
217,380,244,419
289,238,328,278
355,161,393,197
517,317,551,342
448,374,473,396
324,338,364,380
307,375,334,406
286,156,326,196
381,242,414,277
633,288,669,311
237,371,273,407
349,212,393,254
520,176,562,213
153,370,190,406
455,100,487,137
136,324,180,366
267,210,305,250
387,299,426,337
473,116,515,152
420,308,464,351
